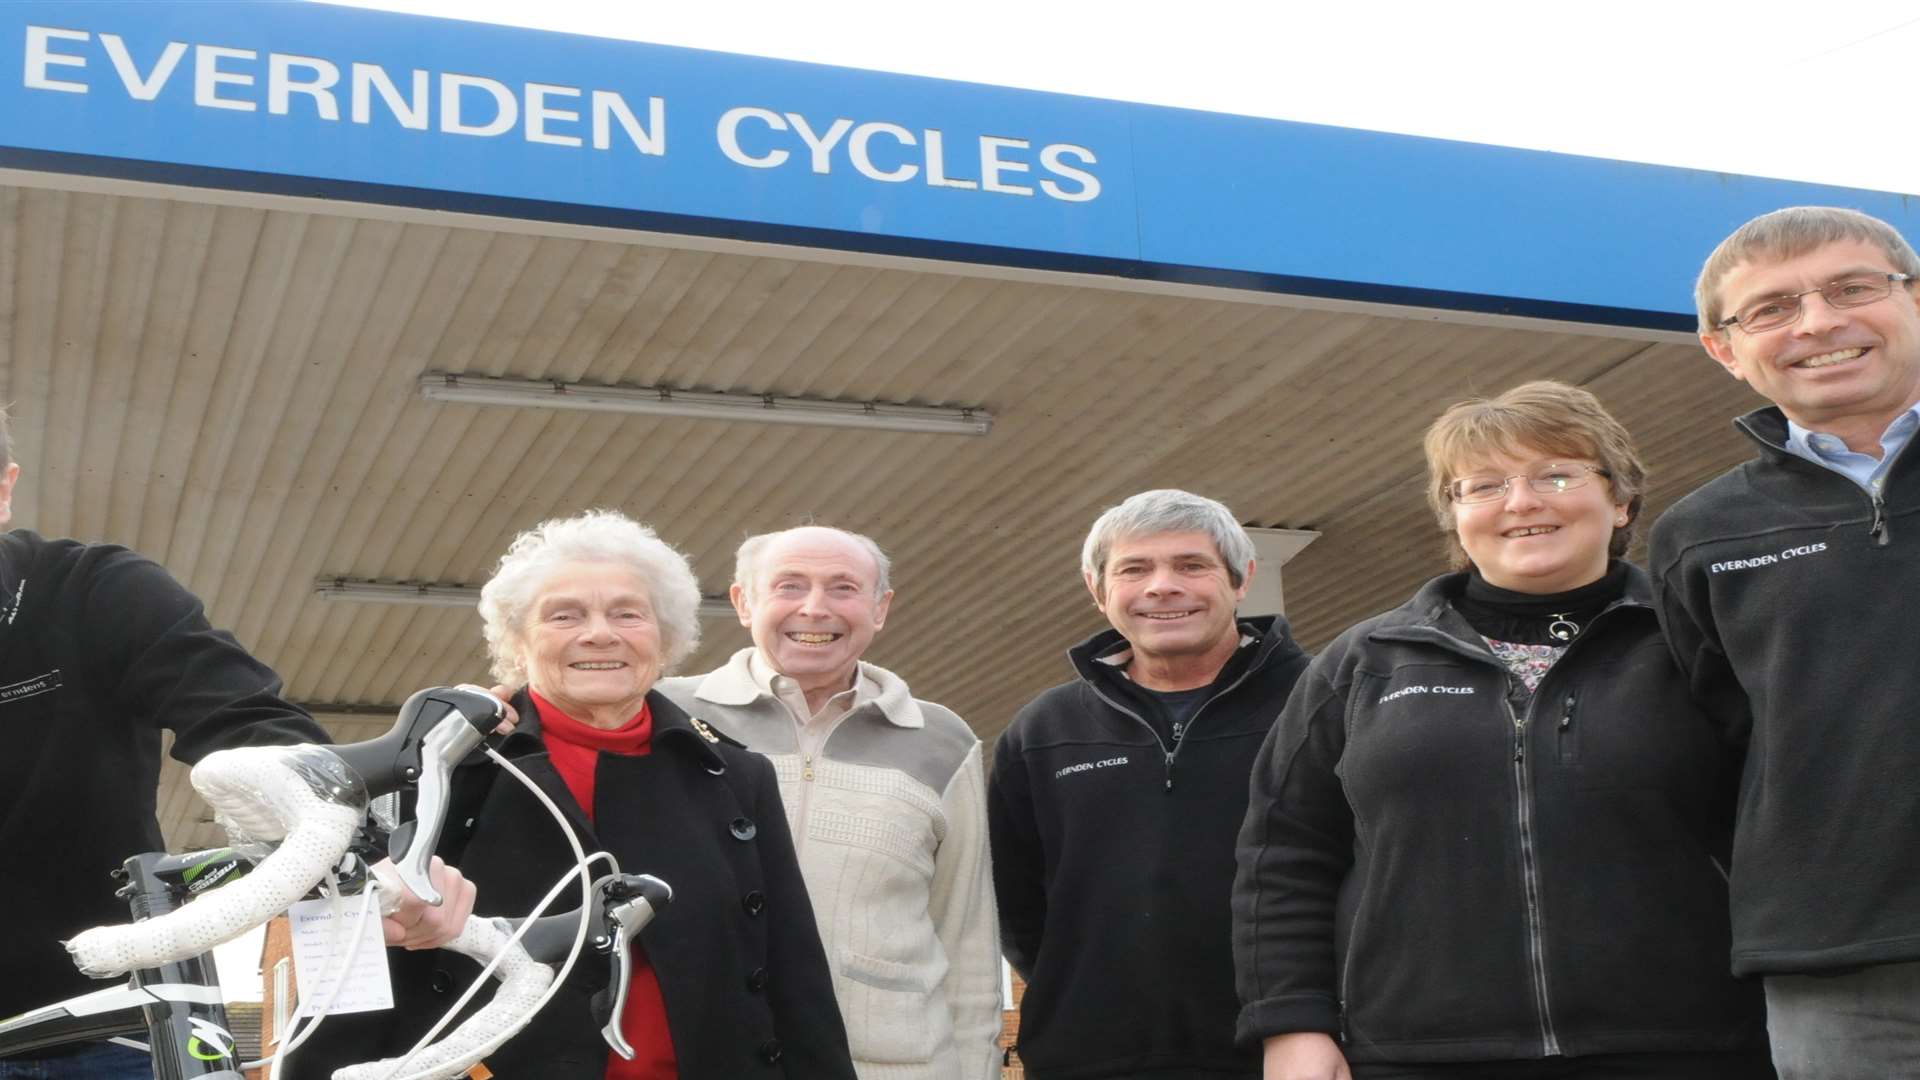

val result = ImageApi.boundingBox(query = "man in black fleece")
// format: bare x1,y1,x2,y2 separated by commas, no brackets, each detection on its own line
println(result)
1653,205,1920,1078
988,489,1310,1080
0,406,466,1079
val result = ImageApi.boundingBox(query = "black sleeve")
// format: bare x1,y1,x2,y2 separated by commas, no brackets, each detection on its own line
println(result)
84,546,327,760
1648,528,1754,753
744,752,857,1079
986,714,1045,981
1231,660,1354,1046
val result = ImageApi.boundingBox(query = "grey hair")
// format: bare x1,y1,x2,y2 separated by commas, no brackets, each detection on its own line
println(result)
733,526,891,601
478,509,703,686
1081,489,1256,593
1697,206,1920,334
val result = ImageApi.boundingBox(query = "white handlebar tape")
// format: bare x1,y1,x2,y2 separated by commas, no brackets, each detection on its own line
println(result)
65,745,362,977
331,917,554,1080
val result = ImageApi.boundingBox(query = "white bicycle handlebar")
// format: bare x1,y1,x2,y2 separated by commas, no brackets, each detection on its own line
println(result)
331,914,554,1080
62,711,574,1080
65,745,362,977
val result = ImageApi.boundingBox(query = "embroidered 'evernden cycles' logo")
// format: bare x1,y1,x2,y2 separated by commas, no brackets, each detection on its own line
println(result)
0,576,24,624
1379,685,1476,705
1710,541,1829,574
1053,756,1129,779
0,669,62,704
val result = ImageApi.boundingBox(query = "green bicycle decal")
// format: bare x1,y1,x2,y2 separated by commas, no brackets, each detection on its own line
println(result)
187,1016,234,1061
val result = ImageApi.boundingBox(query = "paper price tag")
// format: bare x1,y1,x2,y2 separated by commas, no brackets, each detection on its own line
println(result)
288,896,394,1018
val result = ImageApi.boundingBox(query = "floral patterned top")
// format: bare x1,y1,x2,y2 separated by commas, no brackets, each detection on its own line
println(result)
1483,637,1568,696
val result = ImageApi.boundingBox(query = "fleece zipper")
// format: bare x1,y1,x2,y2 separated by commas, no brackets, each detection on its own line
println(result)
1366,602,1634,1058
1736,412,1920,547
1083,648,1265,792
1503,678,1562,1057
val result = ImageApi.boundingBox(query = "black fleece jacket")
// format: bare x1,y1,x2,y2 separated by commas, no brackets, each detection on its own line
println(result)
1650,405,1920,976
0,531,326,1021
989,616,1310,1080
1233,568,1767,1064
287,689,855,1080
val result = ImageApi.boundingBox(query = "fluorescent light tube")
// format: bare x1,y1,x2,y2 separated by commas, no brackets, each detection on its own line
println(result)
316,578,736,619
418,373,992,436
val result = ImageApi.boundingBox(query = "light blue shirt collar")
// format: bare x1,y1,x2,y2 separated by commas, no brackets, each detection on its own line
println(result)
1784,401,1920,492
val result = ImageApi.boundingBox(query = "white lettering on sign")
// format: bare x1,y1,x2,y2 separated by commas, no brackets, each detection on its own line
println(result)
716,103,1101,202
592,89,664,153
924,128,976,190
1039,143,1100,201
351,63,426,128
980,136,1031,196
788,113,853,174
101,34,186,101
20,25,1103,201
440,73,515,136
24,26,668,157
23,26,87,93
269,53,339,119
850,121,916,182
524,81,579,146
195,45,256,111
718,106,789,167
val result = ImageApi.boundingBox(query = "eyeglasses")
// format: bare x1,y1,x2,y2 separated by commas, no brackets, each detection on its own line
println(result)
1449,463,1610,504
1715,272,1915,334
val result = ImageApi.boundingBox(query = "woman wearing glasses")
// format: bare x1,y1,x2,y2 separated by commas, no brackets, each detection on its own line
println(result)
1231,382,1772,1079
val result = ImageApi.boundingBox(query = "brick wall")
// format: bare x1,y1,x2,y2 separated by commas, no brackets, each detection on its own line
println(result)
251,915,293,1080
1001,972,1026,1078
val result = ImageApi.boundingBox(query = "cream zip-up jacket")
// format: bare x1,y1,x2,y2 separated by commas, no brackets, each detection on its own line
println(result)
659,649,1001,1080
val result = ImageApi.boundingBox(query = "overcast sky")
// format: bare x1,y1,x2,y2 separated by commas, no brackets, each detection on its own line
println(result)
328,0,1920,196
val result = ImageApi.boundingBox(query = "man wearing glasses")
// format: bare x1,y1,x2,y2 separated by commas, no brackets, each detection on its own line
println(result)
1651,205,1920,1078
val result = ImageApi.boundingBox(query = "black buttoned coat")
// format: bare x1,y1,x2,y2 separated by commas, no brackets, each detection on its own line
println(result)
288,689,855,1080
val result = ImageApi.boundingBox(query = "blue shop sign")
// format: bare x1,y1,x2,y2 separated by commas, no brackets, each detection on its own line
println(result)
0,1,1912,331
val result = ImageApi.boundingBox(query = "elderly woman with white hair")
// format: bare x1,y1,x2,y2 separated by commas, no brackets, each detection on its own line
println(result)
292,510,855,1080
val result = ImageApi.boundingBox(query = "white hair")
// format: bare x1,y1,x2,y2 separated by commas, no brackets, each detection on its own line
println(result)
732,526,891,601
1080,489,1256,593
478,509,703,686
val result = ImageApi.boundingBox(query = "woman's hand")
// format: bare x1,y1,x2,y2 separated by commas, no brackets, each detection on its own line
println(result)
454,682,519,734
376,856,478,949
1264,1032,1351,1080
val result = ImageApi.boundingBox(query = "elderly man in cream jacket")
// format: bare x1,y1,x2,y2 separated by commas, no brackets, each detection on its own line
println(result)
658,525,1000,1080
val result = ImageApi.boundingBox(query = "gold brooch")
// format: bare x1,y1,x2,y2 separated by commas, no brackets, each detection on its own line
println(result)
690,717,721,744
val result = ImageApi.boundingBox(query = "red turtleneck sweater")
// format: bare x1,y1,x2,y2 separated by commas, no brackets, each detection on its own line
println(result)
531,691,677,1080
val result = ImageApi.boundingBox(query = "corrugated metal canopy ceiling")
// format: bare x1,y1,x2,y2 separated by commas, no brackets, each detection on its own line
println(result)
0,184,1762,848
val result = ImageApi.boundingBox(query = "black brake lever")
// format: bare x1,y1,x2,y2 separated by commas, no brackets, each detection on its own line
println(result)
326,686,505,905
509,873,673,1060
